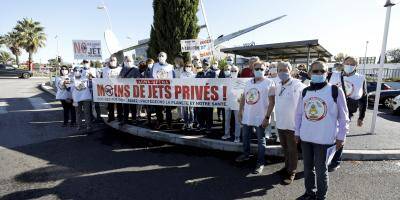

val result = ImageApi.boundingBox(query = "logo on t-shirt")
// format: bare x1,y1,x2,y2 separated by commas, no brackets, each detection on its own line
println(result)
156,69,169,79
245,88,260,105
304,97,327,122
336,80,354,97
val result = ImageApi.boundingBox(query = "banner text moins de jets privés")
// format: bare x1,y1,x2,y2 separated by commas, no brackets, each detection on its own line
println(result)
92,78,250,110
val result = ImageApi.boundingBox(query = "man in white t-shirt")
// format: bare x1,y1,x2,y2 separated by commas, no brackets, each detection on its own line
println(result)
102,56,123,122
236,62,276,175
274,61,306,185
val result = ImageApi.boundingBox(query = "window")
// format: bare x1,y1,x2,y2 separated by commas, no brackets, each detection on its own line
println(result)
5,66,15,70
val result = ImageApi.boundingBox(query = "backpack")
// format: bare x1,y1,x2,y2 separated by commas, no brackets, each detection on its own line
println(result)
302,84,339,103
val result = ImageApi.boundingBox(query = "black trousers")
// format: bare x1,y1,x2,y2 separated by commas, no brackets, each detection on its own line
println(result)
108,103,123,120
61,100,76,124
146,105,153,124
196,107,213,130
123,104,137,122
155,106,172,125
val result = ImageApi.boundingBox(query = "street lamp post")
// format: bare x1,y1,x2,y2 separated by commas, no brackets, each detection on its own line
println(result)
370,0,396,134
97,2,113,30
363,41,369,73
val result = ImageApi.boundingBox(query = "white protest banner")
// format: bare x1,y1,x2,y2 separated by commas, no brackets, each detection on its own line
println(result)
180,38,213,59
73,40,102,60
93,78,250,110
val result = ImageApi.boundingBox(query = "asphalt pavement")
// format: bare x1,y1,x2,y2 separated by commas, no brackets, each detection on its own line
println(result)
1,77,400,200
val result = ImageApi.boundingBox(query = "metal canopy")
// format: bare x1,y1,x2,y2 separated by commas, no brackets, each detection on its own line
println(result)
220,39,332,61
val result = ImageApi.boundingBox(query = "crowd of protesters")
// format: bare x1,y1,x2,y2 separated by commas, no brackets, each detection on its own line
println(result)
55,53,367,200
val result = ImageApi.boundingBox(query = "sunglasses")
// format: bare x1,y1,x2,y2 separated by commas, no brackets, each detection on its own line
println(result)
254,68,264,71
312,69,326,73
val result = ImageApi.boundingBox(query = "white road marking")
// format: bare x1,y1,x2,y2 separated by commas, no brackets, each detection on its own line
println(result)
28,97,52,110
0,101,9,114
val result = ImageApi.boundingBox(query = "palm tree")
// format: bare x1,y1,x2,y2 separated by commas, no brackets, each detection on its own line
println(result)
14,18,46,70
0,31,22,66
0,51,14,64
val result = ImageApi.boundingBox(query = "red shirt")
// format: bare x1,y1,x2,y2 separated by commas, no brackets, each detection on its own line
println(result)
240,68,254,78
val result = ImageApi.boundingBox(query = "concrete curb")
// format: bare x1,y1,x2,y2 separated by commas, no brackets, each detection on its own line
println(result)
40,82,400,161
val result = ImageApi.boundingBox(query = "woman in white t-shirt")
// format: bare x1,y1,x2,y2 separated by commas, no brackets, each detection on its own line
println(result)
180,62,195,130
55,65,76,127
236,62,276,175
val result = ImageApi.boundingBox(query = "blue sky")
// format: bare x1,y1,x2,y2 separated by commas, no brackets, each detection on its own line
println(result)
1,0,399,63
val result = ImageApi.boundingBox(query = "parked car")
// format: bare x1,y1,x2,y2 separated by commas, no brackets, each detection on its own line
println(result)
366,81,392,93
0,64,33,78
391,95,400,115
368,89,400,108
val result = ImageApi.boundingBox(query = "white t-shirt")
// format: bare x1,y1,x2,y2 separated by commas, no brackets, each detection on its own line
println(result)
180,70,194,79
329,72,365,100
83,67,98,79
152,63,174,79
242,78,275,126
71,77,92,102
275,78,306,131
102,66,122,78
55,76,73,100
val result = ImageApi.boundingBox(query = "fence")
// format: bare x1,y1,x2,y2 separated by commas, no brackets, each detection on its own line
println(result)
358,68,400,80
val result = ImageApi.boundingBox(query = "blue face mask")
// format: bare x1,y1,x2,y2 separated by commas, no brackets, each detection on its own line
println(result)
311,74,327,83
254,70,264,78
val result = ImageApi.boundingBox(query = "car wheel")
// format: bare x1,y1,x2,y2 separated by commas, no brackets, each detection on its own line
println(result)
383,98,393,109
22,73,30,79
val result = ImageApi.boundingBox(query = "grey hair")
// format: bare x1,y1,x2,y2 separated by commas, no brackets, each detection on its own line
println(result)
277,61,292,71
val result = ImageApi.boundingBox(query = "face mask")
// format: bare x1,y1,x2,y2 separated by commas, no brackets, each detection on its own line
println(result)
344,65,355,74
231,71,238,78
211,64,218,70
227,60,233,65
158,56,167,64
84,63,90,68
224,70,231,77
254,70,265,78
175,64,181,69
148,64,153,69
110,61,117,67
278,72,290,81
74,71,81,77
125,61,133,68
185,67,192,72
311,74,327,83
62,70,69,76
269,68,277,74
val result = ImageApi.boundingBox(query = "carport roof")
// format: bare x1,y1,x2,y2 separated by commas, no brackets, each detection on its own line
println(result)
220,39,332,60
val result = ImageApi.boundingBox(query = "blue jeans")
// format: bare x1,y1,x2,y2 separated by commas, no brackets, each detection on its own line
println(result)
242,125,266,165
183,106,194,125
301,141,334,200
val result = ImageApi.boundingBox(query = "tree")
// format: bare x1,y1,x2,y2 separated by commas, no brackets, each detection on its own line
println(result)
0,31,22,66
147,0,200,62
0,51,14,64
14,18,47,70
386,48,400,63
334,52,348,63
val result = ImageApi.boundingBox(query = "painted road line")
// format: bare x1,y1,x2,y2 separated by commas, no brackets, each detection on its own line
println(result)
0,101,9,114
28,97,52,110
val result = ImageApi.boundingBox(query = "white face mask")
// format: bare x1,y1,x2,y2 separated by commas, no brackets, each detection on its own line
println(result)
158,55,167,64
269,68,277,74
227,60,234,65
125,61,133,68
74,71,81,77
224,70,231,77
110,61,117,67
84,63,90,68
231,71,238,78
148,64,153,69
211,64,218,70
344,65,356,74
185,67,192,72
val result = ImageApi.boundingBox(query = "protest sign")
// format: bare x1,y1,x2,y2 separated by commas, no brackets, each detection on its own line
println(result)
93,78,250,110
180,38,213,59
73,40,102,60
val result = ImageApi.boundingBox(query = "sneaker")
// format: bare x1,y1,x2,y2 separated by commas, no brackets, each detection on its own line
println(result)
221,135,231,140
234,137,240,143
328,165,340,172
298,192,316,200
282,172,295,185
235,154,250,162
253,165,264,174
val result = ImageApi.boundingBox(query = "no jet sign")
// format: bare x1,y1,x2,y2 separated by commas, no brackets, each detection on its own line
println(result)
73,40,102,60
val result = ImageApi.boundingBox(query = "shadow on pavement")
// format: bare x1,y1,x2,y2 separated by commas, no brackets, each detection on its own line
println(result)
1,129,288,200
